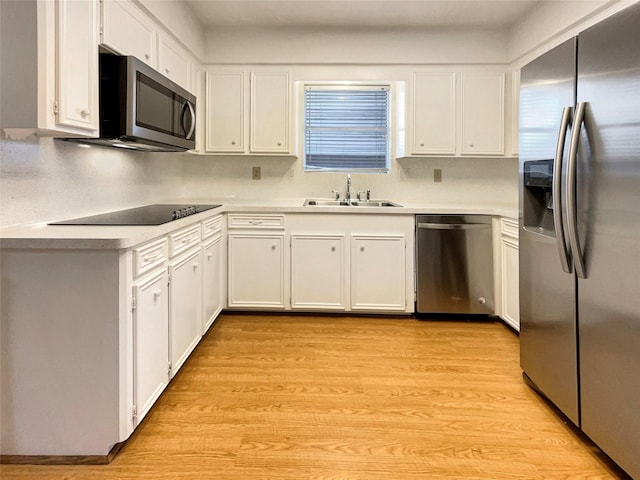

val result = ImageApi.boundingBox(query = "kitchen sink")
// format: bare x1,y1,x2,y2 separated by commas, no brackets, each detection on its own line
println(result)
303,199,402,207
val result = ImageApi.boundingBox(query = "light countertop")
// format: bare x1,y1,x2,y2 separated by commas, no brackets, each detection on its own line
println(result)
0,198,517,250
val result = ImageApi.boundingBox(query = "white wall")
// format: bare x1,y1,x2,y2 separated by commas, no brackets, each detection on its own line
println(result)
0,132,186,227
205,26,508,65
508,0,634,67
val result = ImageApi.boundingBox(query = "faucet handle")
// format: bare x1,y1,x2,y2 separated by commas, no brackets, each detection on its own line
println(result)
366,189,371,201
357,191,366,201
331,190,340,201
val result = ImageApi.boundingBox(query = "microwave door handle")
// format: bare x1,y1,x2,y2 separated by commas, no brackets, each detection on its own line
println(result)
182,101,196,140
553,106,573,274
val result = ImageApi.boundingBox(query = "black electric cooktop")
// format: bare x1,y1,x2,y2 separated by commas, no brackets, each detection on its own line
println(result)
49,204,221,226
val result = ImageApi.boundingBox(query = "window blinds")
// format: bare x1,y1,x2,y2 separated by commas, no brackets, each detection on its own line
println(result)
304,86,390,172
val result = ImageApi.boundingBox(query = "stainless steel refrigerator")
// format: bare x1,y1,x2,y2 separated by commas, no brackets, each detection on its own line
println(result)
519,3,640,478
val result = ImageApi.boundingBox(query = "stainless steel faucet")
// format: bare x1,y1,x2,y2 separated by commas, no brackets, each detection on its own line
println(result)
345,174,351,203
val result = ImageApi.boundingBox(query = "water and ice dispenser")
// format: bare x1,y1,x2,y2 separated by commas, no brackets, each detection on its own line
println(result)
522,159,556,235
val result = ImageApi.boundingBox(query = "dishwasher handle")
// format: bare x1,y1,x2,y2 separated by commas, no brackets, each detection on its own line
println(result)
417,222,491,230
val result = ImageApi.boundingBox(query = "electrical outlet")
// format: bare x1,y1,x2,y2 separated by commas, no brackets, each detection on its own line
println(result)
252,166,261,180
433,168,442,183
399,167,410,181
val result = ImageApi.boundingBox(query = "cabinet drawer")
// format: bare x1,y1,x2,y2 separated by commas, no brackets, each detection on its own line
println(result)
501,218,519,239
227,214,285,230
133,237,168,277
202,215,223,240
169,224,201,257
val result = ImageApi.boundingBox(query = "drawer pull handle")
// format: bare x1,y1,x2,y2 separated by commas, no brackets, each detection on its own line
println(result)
182,237,194,244
249,220,264,225
143,252,161,262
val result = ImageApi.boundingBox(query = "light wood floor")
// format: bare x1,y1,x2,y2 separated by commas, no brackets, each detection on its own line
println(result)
1,314,629,479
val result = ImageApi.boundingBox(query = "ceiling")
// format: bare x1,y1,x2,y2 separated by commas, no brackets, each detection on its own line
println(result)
185,0,541,30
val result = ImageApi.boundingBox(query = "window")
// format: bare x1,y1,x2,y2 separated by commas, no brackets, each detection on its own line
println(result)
304,85,391,172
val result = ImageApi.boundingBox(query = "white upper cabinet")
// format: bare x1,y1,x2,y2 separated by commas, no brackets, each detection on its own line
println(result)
101,0,156,67
250,72,290,154
1,0,99,135
411,72,456,155
407,69,506,157
460,71,505,155
55,0,100,133
205,72,245,153
204,69,292,155
100,0,196,93
158,33,193,92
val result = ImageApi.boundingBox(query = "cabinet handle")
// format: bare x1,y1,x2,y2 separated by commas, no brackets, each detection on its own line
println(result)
420,142,424,147
80,109,90,118
165,68,170,74
469,143,474,147
181,237,194,244
193,262,199,270
271,243,277,250
231,140,236,145
153,289,162,299
277,141,282,147
143,252,161,262
360,245,365,252
331,244,336,252
207,252,213,259
145,53,150,60
249,220,263,225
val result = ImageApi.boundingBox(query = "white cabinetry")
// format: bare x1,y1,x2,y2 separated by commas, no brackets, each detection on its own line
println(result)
168,225,203,376
460,71,505,155
499,218,520,331
204,69,292,155
227,215,286,309
205,72,245,152
250,72,290,153
158,33,193,91
291,235,347,310
287,214,414,314
410,73,456,155
101,0,156,67
407,69,505,157
100,0,195,92
202,216,224,333
132,268,169,425
351,235,406,311
0,0,99,135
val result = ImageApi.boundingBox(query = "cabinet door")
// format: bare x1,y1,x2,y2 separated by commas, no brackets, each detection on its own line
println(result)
202,237,223,333
460,71,505,155
411,72,456,155
133,269,169,425
228,234,285,308
291,235,346,310
250,72,290,153
158,34,192,92
169,248,203,377
351,235,406,311
55,0,99,132
205,72,245,153
101,0,156,67
501,238,520,331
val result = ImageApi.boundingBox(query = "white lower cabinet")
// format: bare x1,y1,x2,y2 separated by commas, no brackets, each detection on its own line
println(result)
351,235,406,311
228,233,285,309
287,214,414,314
202,235,224,333
291,234,347,310
132,269,169,426
500,218,520,331
169,247,203,377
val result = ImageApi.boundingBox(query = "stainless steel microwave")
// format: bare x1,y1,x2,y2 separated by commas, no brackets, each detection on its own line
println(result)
66,54,196,152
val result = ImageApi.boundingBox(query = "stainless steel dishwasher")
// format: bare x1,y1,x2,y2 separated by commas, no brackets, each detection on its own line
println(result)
415,215,494,315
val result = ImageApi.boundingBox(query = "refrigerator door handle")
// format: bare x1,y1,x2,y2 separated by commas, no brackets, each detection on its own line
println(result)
553,106,573,274
566,101,587,278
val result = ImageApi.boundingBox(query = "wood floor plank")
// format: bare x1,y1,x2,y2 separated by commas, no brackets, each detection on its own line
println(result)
0,314,630,479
